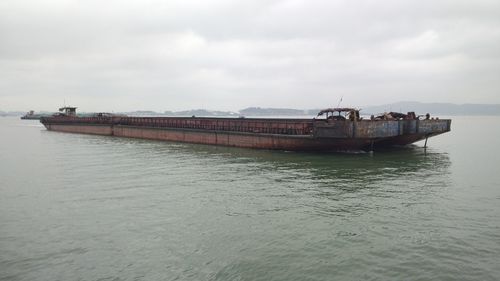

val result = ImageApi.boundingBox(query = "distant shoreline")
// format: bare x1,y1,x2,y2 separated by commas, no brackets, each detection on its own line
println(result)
3,101,499,117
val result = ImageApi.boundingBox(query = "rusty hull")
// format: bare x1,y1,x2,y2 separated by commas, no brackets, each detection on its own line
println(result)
40,116,451,151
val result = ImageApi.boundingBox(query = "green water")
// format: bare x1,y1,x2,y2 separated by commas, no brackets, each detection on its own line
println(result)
0,116,499,281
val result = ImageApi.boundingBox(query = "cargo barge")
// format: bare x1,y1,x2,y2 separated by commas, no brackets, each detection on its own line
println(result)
40,107,451,151
21,110,51,120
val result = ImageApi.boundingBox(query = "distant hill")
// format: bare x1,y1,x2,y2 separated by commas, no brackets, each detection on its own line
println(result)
361,102,500,116
167,109,239,117
123,109,238,117
239,102,500,116
5,102,499,117
1,110,56,117
239,107,308,116
0,111,25,117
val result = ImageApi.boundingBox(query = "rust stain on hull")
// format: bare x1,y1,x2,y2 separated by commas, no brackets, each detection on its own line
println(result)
41,115,451,151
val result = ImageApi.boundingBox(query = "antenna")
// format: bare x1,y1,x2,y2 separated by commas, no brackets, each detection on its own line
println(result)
337,95,344,108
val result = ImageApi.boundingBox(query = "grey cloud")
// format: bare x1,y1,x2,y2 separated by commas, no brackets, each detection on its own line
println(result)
1,0,499,111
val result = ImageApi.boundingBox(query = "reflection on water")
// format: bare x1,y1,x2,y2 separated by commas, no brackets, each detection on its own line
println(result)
67,134,452,220
101,133,451,181
118,136,451,186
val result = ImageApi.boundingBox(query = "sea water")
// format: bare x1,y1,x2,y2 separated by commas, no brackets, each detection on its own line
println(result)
0,116,499,280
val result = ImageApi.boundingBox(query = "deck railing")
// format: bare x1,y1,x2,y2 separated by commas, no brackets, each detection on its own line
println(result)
41,116,315,136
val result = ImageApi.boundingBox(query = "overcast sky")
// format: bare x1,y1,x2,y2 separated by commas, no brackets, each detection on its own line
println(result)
1,0,499,112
